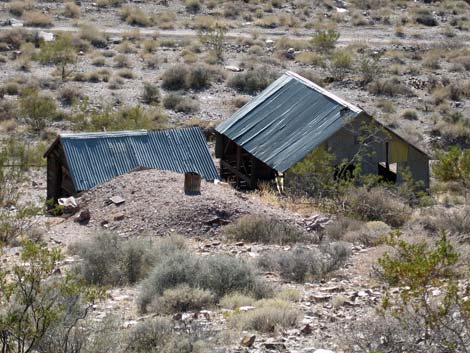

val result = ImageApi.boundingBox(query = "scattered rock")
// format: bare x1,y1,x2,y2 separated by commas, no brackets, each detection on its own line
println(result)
225,65,243,72
74,209,91,224
241,335,256,347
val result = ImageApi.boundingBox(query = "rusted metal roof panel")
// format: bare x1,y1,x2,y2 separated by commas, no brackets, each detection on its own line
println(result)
216,71,363,172
59,127,218,192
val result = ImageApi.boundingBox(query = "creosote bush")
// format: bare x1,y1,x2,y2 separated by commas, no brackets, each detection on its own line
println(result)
163,93,199,114
225,215,307,245
148,285,214,314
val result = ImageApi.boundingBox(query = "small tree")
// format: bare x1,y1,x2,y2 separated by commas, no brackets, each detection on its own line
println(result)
37,34,77,80
0,241,101,353
198,22,226,63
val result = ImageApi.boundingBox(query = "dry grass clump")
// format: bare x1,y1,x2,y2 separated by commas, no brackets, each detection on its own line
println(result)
8,0,33,16
63,1,80,18
161,64,217,91
219,292,256,310
59,85,83,106
23,10,53,27
120,5,152,26
117,68,134,79
79,24,107,48
343,187,410,227
154,11,177,29
368,77,414,97
113,54,131,68
225,215,308,245
229,299,302,333
295,51,324,66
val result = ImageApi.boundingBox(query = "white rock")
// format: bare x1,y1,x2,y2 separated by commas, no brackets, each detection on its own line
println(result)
336,7,348,13
38,31,54,42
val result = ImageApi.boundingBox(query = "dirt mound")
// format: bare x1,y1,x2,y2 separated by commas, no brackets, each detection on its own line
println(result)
73,169,304,237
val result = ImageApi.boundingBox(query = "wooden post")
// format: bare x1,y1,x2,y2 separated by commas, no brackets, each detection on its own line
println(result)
236,145,241,187
250,156,257,189
385,142,390,170
184,172,201,195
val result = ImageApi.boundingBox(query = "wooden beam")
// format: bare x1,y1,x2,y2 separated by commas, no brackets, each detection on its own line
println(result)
250,156,258,188
221,160,252,186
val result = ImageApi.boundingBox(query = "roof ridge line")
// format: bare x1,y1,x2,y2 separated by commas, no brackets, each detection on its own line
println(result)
284,71,363,114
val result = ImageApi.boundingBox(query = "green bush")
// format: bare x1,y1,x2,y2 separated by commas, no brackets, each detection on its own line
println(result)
434,145,470,193
225,215,307,245
228,67,277,94
329,50,353,80
70,232,156,286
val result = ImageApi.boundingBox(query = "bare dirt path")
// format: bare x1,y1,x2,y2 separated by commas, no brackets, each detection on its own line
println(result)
0,23,451,47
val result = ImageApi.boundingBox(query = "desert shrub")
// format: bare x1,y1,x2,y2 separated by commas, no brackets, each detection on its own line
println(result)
8,0,32,16
229,299,302,332
185,0,201,14
71,105,164,131
162,65,189,91
418,207,470,239
295,51,324,66
91,55,105,66
79,24,107,48
126,317,212,353
138,250,270,312
163,93,199,113
257,243,351,282
23,10,53,27
113,54,130,68
148,285,214,314
225,215,307,245
187,65,212,90
415,8,438,27
154,10,177,29
37,34,77,80
342,186,410,227
359,56,381,84
121,5,152,26
20,87,57,133
401,109,418,120
368,77,413,97
59,86,82,106
63,1,80,18
5,82,20,95
117,68,134,79
228,67,277,94
329,50,353,80
70,232,156,286
0,29,29,50
311,28,340,52
142,82,160,104
324,216,363,241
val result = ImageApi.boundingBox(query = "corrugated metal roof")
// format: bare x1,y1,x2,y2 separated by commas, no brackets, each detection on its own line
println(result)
58,127,219,192
216,71,363,172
